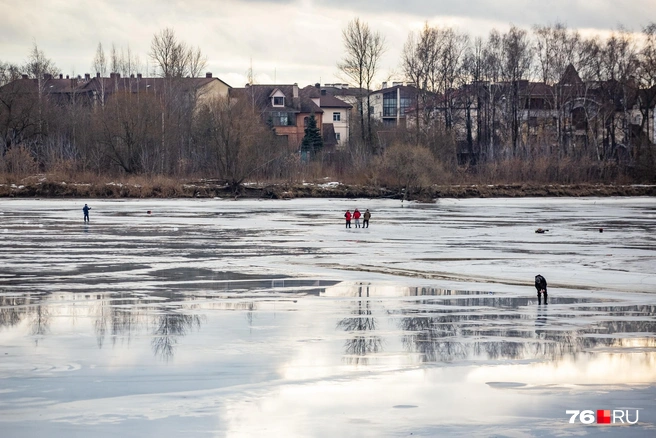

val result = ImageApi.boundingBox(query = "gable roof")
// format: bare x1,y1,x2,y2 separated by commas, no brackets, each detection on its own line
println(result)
231,84,323,114
559,64,583,86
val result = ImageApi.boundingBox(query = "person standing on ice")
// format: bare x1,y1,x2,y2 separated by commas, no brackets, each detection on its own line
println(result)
344,210,352,228
353,209,361,228
363,209,371,228
83,204,91,223
535,274,548,304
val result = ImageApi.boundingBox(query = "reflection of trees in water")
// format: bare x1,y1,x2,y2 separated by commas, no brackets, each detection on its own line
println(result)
93,294,145,350
337,284,383,365
0,296,30,329
151,308,203,361
0,295,50,342
88,293,206,360
398,302,656,364
30,304,50,345
2,291,206,360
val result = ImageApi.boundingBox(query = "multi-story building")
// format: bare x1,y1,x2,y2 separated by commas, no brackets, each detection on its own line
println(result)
369,82,417,126
303,84,353,148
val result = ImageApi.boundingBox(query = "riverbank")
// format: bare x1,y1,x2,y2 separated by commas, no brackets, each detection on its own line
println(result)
1,177,656,199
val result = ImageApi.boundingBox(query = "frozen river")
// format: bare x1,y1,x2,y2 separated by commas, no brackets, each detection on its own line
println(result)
1,197,655,437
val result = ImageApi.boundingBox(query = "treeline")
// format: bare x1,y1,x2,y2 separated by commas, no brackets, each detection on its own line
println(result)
1,23,656,197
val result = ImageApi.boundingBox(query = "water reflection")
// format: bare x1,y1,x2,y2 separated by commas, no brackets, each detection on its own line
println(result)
327,284,656,365
0,277,333,361
151,309,203,360
399,289,656,363
2,282,656,367
337,284,383,365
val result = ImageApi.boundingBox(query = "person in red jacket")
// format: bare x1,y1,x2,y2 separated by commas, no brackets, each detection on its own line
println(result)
344,210,352,228
353,208,361,228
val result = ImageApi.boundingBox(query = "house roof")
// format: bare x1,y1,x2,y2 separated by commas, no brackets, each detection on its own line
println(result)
0,74,231,99
231,84,323,114
1,77,86,95
320,95,352,108
374,84,418,95
559,64,583,86
78,76,228,94
302,84,368,98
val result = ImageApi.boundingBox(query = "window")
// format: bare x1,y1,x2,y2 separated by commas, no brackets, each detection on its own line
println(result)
271,111,290,126
273,96,284,106
336,133,341,142
383,91,397,117
333,112,341,122
304,116,309,127
369,105,375,115
400,97,412,116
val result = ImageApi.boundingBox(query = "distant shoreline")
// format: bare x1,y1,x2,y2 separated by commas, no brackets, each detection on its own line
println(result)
2,180,656,200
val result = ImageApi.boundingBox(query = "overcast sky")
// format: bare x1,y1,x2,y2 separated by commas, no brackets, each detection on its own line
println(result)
1,0,654,88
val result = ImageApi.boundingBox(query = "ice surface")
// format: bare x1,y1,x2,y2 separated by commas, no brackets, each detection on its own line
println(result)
0,197,655,437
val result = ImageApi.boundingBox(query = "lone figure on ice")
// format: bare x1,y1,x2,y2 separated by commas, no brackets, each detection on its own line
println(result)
83,204,91,222
535,274,548,304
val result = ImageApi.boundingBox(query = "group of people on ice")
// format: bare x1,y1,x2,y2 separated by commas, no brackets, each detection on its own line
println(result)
344,208,371,229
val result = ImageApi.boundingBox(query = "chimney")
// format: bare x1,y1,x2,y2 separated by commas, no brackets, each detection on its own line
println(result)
96,72,101,78
206,72,212,78
65,75,69,79
116,73,120,79
382,81,387,89
84,73,90,80
59,74,63,79
130,74,134,78
393,81,402,87
137,73,142,79
110,73,115,79
293,83,299,98
21,74,28,79
315,83,320,88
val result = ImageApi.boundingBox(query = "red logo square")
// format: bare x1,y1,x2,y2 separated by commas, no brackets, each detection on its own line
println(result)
597,410,611,424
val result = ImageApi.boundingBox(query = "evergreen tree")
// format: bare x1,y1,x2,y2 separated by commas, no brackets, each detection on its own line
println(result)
300,114,323,161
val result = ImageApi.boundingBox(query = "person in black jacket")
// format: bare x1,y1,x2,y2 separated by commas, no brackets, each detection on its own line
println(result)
535,274,548,304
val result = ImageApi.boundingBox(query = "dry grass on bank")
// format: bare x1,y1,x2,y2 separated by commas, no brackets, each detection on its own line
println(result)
0,153,654,199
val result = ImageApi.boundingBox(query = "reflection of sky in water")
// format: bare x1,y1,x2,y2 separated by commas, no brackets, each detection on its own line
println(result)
1,198,655,436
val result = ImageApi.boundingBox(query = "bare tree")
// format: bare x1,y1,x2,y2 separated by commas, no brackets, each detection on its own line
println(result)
194,97,281,194
24,42,59,79
92,42,107,77
188,46,208,78
0,61,21,86
338,18,386,147
149,27,201,78
587,28,639,161
437,28,470,130
402,24,441,144
500,25,533,155
110,43,120,75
